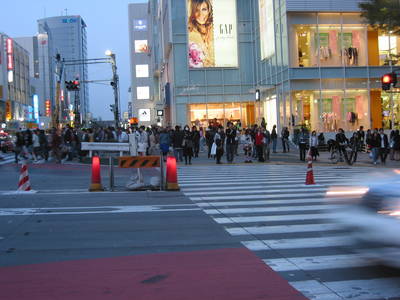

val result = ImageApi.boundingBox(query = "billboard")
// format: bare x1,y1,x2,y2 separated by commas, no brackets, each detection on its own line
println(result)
137,86,150,100
187,0,238,68
134,40,149,53
259,0,275,59
138,109,151,122
134,19,147,31
136,64,149,78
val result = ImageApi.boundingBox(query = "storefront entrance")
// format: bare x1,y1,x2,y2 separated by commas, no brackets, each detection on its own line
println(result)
188,102,256,128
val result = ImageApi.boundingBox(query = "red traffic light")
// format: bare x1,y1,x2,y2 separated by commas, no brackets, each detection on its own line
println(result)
382,74,392,84
73,80,79,85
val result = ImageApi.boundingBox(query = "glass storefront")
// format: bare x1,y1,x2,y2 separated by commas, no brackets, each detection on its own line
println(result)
188,102,255,128
378,32,400,66
294,24,367,67
381,92,400,129
292,90,369,132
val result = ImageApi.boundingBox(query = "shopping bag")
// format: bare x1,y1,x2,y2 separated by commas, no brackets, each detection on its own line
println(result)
210,142,217,156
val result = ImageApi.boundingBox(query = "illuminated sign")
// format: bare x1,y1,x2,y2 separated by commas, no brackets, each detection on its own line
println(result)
187,0,238,68
45,100,51,117
259,0,275,59
62,18,77,23
33,95,39,122
136,64,149,78
7,54,13,70
134,19,147,31
61,89,64,101
6,101,11,121
134,40,149,53
137,86,150,100
157,110,164,117
7,71,13,83
6,38,13,54
138,109,151,122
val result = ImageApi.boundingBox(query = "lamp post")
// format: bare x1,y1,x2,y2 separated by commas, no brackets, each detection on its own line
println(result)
106,50,120,128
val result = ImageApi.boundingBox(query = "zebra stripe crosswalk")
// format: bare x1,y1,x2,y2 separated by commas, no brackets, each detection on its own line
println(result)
178,164,400,300
0,153,14,166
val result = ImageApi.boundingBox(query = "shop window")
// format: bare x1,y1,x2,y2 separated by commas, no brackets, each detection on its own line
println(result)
378,33,400,66
381,93,400,129
188,104,207,127
294,24,366,67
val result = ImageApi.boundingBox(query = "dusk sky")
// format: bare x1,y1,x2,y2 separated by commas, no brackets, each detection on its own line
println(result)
1,0,147,120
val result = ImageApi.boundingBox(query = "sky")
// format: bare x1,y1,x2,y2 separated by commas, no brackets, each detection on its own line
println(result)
1,0,147,120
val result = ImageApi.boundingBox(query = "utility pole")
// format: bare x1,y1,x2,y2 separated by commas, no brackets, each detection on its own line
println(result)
106,50,120,128
53,53,64,129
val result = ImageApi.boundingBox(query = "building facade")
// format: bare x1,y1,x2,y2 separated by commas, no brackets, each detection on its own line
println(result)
148,0,399,132
38,15,89,126
0,34,32,129
128,3,157,126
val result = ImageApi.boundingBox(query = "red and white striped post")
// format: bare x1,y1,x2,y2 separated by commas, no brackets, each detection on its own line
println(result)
17,163,32,191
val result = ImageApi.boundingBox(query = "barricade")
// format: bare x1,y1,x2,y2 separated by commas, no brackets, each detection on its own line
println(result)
118,156,164,191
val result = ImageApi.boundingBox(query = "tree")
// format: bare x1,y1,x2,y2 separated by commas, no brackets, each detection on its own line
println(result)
359,0,400,34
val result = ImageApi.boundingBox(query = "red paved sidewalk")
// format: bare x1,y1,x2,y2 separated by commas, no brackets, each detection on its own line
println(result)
0,248,306,300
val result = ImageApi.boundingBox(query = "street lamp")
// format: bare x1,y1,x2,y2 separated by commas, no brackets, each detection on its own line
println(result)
105,50,120,128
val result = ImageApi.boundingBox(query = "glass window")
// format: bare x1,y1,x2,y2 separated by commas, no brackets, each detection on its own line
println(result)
381,92,400,129
378,32,400,66
137,86,149,99
136,64,149,78
188,104,207,127
134,40,149,53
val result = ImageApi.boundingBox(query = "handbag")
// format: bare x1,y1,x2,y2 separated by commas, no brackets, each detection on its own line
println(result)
210,142,217,156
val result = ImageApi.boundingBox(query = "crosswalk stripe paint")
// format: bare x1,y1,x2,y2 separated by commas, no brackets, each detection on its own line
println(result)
181,183,328,191
184,187,329,196
290,278,400,300
204,204,341,215
214,213,334,224
190,192,327,201
241,235,353,251
226,223,341,236
263,253,375,272
195,198,339,208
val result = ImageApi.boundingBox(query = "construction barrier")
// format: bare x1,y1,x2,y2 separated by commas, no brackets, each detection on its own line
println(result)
89,156,104,192
18,163,32,192
165,156,180,191
118,156,161,168
305,153,315,185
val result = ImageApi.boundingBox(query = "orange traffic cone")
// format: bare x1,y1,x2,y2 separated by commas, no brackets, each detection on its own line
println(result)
166,156,180,191
18,163,32,191
89,156,104,192
305,152,315,185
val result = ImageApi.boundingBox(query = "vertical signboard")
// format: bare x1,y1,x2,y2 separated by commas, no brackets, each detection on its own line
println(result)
33,95,39,122
5,101,12,121
259,0,275,60
187,0,238,68
45,100,51,117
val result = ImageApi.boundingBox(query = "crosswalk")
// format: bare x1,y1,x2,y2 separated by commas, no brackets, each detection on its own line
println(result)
0,153,14,165
178,164,400,300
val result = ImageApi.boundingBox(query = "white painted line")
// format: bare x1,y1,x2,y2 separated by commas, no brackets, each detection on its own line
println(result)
178,176,345,183
291,278,400,300
241,235,353,251
195,198,333,207
184,187,328,196
263,253,375,272
214,213,334,224
192,192,327,201
181,183,327,192
179,179,351,187
204,204,341,215
226,223,341,236
289,280,343,300
0,205,200,216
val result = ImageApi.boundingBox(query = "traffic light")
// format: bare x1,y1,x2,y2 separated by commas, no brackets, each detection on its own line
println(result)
65,80,80,91
110,104,115,112
381,73,397,91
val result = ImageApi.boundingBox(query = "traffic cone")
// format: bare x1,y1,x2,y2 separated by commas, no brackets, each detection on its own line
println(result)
166,156,180,191
305,152,315,185
89,156,104,192
17,163,32,191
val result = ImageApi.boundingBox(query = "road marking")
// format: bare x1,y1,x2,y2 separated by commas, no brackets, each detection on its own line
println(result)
213,213,334,224
264,253,375,272
195,198,338,207
190,192,327,201
241,235,353,251
0,204,200,216
184,187,329,196
226,223,341,236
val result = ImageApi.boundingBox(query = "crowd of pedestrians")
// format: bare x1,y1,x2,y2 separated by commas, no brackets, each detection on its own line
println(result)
8,122,400,166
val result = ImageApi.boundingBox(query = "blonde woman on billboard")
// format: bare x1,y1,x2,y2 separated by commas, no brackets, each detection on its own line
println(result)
188,0,215,68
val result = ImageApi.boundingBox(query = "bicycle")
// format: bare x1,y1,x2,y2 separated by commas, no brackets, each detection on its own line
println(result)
329,140,357,165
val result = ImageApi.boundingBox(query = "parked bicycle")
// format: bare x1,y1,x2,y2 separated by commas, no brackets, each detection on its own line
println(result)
328,138,359,165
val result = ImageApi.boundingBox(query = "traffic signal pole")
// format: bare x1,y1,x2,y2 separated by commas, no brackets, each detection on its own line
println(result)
109,54,120,128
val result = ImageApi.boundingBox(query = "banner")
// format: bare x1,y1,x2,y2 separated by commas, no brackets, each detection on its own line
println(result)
187,0,238,68
259,0,275,59
6,101,11,121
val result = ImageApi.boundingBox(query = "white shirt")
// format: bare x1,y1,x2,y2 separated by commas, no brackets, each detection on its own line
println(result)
33,134,40,147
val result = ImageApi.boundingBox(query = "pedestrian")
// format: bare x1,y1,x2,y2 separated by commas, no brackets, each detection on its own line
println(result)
32,129,41,162
255,128,264,162
214,127,224,164
281,127,290,153
205,125,215,159
172,125,184,162
242,129,253,163
368,129,380,165
159,128,171,159
14,131,25,163
39,130,49,161
309,130,319,161
378,128,389,164
298,127,309,161
225,122,236,163
262,127,271,161
51,129,62,163
137,126,149,156
183,126,194,165
271,125,278,153
394,130,400,161
192,126,200,158
389,130,396,160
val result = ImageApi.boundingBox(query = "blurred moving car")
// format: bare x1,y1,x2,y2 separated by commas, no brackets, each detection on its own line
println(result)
0,130,14,153
329,172,400,267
